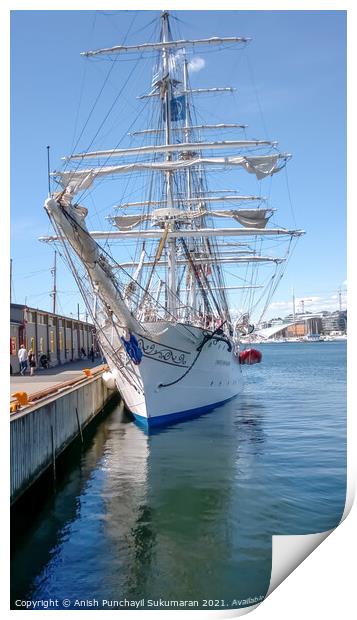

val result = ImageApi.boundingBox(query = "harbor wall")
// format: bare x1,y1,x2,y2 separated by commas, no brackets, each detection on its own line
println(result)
10,374,117,504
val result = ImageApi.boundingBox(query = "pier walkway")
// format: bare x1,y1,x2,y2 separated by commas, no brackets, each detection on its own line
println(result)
10,359,103,398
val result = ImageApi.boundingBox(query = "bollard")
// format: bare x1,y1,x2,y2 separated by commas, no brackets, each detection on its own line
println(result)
11,391,29,406
10,402,19,414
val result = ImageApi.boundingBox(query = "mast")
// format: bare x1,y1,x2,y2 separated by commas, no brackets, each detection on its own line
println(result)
183,57,191,191
46,145,51,197
161,11,177,319
51,250,57,314
183,56,197,315
10,258,13,304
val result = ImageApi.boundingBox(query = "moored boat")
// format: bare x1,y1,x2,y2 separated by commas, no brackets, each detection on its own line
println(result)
41,11,304,427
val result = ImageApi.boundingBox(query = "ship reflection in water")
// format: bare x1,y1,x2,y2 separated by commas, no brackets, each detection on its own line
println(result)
11,343,346,610
11,399,270,608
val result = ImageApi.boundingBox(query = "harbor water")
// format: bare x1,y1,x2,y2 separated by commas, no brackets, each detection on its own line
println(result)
11,342,347,610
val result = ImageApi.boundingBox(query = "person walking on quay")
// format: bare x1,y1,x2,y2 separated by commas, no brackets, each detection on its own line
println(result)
28,349,37,376
89,345,95,363
18,344,28,375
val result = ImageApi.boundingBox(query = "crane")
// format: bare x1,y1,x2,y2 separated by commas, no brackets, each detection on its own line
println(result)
299,298,312,314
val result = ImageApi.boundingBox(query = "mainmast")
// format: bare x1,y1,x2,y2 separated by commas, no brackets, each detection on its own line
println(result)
161,11,177,319
183,56,196,316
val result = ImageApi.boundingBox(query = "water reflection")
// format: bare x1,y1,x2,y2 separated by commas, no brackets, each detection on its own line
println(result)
11,400,271,608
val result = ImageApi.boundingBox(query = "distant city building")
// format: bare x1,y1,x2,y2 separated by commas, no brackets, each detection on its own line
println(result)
285,323,306,337
257,320,271,330
256,309,347,340
270,317,284,325
321,310,347,334
283,314,294,322
10,303,96,374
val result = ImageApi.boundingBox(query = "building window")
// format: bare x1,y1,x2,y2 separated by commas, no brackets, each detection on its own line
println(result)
59,331,63,351
28,312,36,323
10,337,17,355
50,331,55,353
39,337,44,353
30,337,36,353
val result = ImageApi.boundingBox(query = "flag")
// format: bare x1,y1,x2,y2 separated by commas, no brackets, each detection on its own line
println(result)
170,96,185,121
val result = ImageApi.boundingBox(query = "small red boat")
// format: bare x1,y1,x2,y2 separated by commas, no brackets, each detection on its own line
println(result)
238,348,262,365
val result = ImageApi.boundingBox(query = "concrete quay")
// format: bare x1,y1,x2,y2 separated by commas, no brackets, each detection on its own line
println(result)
10,360,119,505
10,359,103,399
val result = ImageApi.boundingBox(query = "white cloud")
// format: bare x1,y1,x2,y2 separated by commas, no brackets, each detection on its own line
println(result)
269,301,292,310
267,292,347,318
188,57,206,73
168,52,206,75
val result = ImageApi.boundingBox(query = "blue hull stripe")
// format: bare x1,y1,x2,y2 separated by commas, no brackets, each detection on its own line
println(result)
132,393,238,428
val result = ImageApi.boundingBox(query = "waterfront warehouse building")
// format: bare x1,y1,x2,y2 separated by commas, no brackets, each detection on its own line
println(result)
10,304,95,374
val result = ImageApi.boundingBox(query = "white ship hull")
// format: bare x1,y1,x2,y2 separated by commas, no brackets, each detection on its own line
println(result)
102,323,243,428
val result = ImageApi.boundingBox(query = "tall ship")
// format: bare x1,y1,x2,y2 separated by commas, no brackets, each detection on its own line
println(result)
42,11,304,427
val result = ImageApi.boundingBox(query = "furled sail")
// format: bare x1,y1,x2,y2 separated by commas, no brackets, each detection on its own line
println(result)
112,208,273,230
54,154,289,196
81,36,251,57
65,140,277,161
137,87,236,99
114,195,265,209
113,214,148,230
218,209,273,228
40,226,305,243
130,124,248,136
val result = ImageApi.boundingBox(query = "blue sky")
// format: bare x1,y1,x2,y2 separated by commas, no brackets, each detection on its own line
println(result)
10,9,346,320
